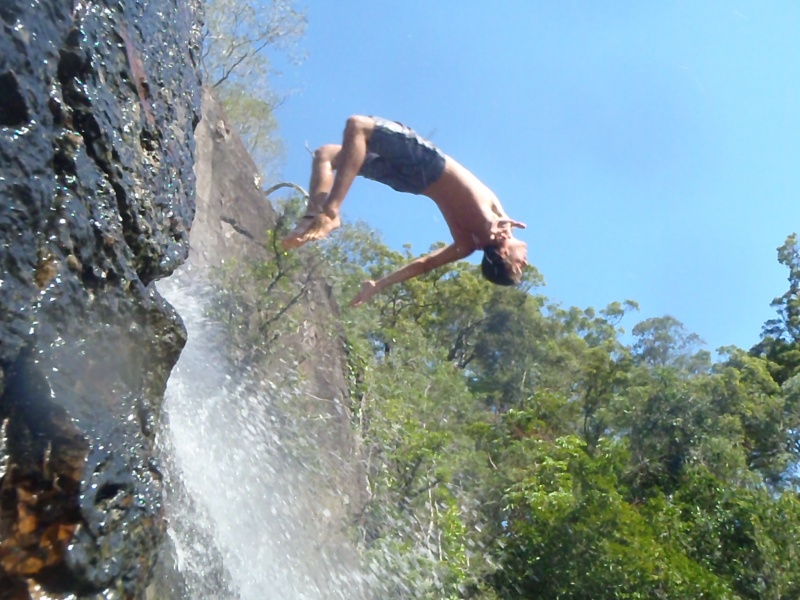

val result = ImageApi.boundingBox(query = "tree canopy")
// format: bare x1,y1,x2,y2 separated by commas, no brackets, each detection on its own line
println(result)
202,0,306,177
202,7,800,593
211,214,800,598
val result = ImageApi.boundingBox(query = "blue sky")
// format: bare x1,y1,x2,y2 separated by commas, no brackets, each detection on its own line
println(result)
272,1,799,353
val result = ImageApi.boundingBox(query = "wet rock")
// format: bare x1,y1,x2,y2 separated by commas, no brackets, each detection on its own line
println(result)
0,0,202,597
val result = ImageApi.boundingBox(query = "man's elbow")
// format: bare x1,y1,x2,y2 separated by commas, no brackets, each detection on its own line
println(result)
414,257,434,276
416,251,459,275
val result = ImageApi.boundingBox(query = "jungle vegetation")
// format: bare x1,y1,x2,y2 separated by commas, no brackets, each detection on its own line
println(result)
212,205,800,599
203,2,800,596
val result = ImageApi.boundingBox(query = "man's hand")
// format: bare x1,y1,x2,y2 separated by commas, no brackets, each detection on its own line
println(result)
349,244,470,306
350,280,379,307
490,218,526,241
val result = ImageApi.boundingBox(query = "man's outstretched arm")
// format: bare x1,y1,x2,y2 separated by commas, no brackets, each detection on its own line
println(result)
350,243,472,307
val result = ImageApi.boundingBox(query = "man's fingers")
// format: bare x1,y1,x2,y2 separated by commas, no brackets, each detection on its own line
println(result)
497,218,527,230
349,280,377,307
349,293,365,307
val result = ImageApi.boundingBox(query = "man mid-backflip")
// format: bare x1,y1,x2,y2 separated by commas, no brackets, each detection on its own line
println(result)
282,116,528,306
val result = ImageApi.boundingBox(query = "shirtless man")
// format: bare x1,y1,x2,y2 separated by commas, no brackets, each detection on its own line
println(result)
282,116,528,306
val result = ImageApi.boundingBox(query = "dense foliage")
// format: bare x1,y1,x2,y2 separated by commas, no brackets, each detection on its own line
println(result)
202,4,799,593
211,206,800,599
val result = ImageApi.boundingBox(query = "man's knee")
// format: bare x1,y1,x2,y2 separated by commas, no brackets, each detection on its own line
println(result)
343,115,374,140
314,144,340,163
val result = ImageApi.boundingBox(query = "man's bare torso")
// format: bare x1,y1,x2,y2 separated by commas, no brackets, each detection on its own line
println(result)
422,156,502,253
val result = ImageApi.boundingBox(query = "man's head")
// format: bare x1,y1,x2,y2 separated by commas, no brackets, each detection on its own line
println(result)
481,237,528,286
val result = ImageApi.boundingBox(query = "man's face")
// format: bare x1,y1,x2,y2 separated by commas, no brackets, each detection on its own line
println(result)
500,237,528,278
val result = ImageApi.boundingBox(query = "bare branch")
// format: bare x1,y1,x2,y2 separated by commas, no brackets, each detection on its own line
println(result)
264,181,309,199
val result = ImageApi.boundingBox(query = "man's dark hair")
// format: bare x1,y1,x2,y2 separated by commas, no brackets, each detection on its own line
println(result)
481,245,519,286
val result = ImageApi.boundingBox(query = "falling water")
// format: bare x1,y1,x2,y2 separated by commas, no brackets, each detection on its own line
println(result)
155,275,369,599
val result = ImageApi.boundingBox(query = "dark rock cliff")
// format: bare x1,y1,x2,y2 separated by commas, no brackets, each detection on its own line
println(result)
0,0,202,597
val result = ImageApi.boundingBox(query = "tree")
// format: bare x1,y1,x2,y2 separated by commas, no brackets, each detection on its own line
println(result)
753,233,800,385
202,0,306,89
207,193,322,368
491,436,735,599
631,315,709,373
207,200,800,597
709,347,797,484
762,233,800,344
202,0,307,176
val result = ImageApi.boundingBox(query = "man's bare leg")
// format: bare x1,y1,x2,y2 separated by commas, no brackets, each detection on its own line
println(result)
282,115,374,249
281,143,340,247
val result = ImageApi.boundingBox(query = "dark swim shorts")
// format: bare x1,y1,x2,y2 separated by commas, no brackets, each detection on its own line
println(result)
358,117,446,194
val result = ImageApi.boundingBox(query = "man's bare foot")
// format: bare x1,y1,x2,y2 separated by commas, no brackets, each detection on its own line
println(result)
281,212,342,249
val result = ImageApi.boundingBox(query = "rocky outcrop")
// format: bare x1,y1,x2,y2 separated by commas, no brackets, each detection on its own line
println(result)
162,88,367,597
186,86,279,270
0,0,202,597
186,88,353,430
188,88,359,501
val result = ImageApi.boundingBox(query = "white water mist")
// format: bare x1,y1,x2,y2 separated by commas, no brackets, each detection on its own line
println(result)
156,275,368,599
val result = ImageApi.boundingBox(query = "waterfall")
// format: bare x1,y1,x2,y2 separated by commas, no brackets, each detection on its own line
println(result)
155,275,368,599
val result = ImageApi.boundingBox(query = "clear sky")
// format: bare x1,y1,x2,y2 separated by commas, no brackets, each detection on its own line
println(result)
272,1,800,353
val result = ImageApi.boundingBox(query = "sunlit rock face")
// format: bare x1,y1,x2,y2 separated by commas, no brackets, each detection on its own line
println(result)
149,89,367,598
0,0,202,597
